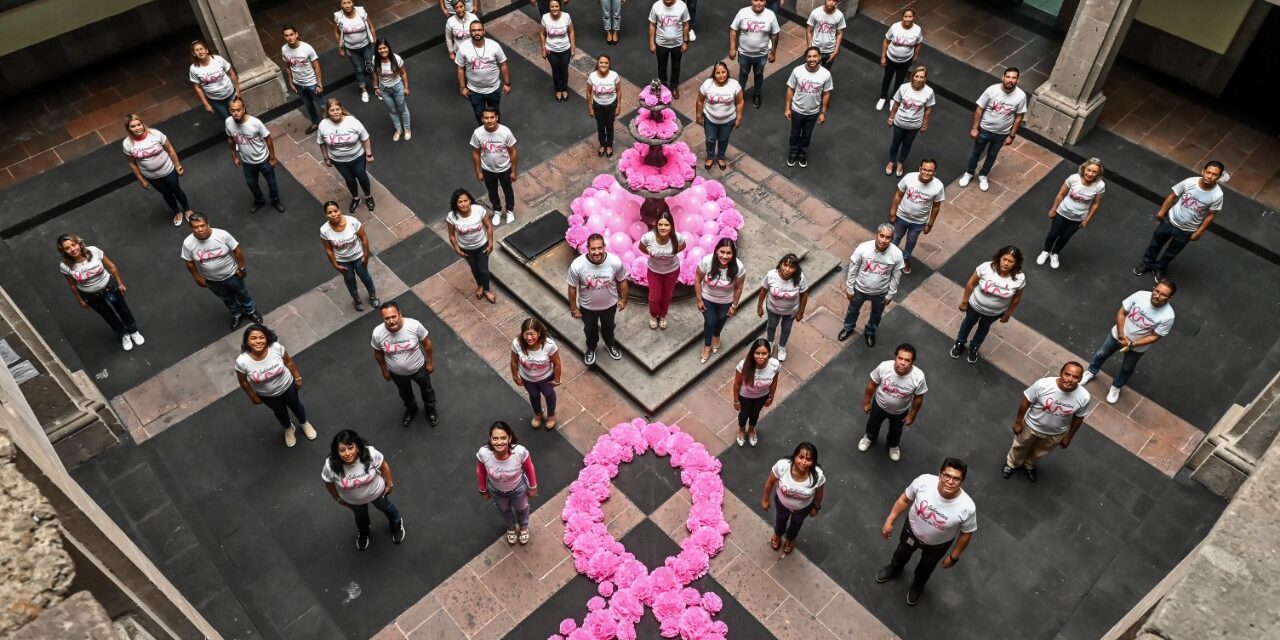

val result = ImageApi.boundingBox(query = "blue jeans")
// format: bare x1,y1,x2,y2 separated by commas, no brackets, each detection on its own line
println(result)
601,0,622,30
788,112,818,156
737,54,766,98
241,160,280,204
344,44,375,92
953,306,999,350
1088,333,1145,389
892,218,925,262
208,96,233,124
205,274,255,317
260,381,307,428
841,289,885,335
686,0,697,27
888,125,920,164
765,0,780,12
765,311,794,348
965,128,1006,177
702,300,731,346
339,259,377,299
467,89,501,124
379,83,411,131
463,246,491,291
522,378,557,416
1141,219,1193,272
333,154,372,198
295,83,323,124
348,496,402,536
773,500,810,540
149,170,190,214
703,119,733,160
489,477,531,529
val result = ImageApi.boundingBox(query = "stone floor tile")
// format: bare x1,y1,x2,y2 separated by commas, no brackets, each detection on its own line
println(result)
514,521,571,579
765,596,840,640
765,554,843,615
715,554,788,621
556,412,607,455
405,608,467,640
477,553,542,621
649,489,693,537
801,307,845,341
471,611,517,640
1083,404,1153,459
605,501,646,540
983,318,1044,355
411,274,456,307
371,623,406,639
394,594,442,636
983,340,1052,383
816,590,899,640
433,569,499,636
561,371,624,420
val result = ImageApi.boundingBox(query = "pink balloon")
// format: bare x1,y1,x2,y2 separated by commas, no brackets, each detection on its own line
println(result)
701,219,718,236
688,246,706,264
679,213,702,234
700,201,720,221
628,221,648,241
586,214,606,233
699,234,716,251
622,249,636,263
609,232,631,251
582,197,602,217
688,185,708,203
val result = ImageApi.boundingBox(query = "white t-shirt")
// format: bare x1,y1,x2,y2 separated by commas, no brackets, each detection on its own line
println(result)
649,1,690,48
281,42,320,86
320,216,365,262
698,255,745,305
1110,291,1175,353
884,22,922,63
567,254,628,310
375,54,405,89
731,7,780,57
588,70,620,106
700,79,742,124
122,130,174,179
470,125,517,173
967,262,1026,317
772,459,825,511
189,55,235,100
445,13,479,53
1168,177,1223,233
786,65,833,115
807,7,847,54
846,241,903,299
761,269,807,315
456,39,508,94
895,172,945,224
904,474,977,546
321,446,386,505
477,445,531,492
335,7,372,49
976,84,1028,136
512,337,558,382
446,206,490,250
180,229,240,281
371,318,430,375
870,360,928,415
736,357,780,399
891,83,935,130
225,115,271,165
640,231,684,274
234,342,294,397
59,246,111,293
1056,174,1106,221
541,13,573,52
317,116,369,163
1022,377,1092,436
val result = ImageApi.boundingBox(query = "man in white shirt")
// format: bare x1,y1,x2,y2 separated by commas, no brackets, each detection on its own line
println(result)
567,234,629,365
281,26,324,134
729,0,780,109
887,158,943,274
456,21,512,124
839,223,903,347
649,0,691,97
180,213,260,331
784,47,832,168
877,457,977,606
1135,160,1224,281
225,99,284,214
470,108,519,224
859,343,927,461
1003,362,1092,482
1081,281,1176,405
372,301,438,427
958,67,1026,192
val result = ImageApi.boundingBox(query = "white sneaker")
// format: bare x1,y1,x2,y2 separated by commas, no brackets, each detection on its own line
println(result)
130,331,145,345
978,176,990,192
361,90,369,103
777,346,787,362
688,29,696,42
392,130,402,141
284,426,298,447
888,447,901,462
120,335,134,351
958,173,972,187
505,211,514,224
857,436,872,452
1106,386,1121,404
1080,370,1095,385
301,422,317,440
1036,251,1049,266
1049,254,1060,269
875,98,886,111
491,212,502,226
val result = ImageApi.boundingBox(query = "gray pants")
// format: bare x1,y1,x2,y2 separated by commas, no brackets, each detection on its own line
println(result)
489,477,530,529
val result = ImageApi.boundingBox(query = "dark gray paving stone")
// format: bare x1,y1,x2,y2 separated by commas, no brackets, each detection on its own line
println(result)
611,452,685,515
375,228,460,285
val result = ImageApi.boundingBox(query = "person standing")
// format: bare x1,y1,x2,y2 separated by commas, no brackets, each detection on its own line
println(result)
1134,161,1224,281
838,223,903,347
729,0,780,110
885,66,934,177
122,114,192,226
189,40,240,123
317,98,376,213
444,1,480,60
281,26,325,134
1080,281,1176,405
877,9,921,111
805,0,846,69
760,442,824,555
470,108,518,226
477,421,539,545
322,430,405,550
784,47,832,168
1003,363,1091,482
602,0,623,44
876,458,976,606
958,68,1026,192
696,62,744,171
587,54,621,157
235,324,317,447
756,253,807,361
541,0,576,101
859,343,927,462
638,208,685,329
733,338,779,447
180,214,261,331
333,0,378,103
320,200,380,311
649,0,691,97
441,0,481,17
225,99,285,214
887,158,943,274
373,39,412,141
456,21,512,124
1038,158,1106,269
445,188,496,303
695,238,746,364
371,301,438,427
57,234,143,351
567,234,628,365
951,246,1025,364
510,319,562,430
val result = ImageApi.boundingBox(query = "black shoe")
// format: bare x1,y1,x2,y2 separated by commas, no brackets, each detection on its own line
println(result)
392,520,406,544
906,583,924,606
356,533,370,550
966,346,979,364
272,200,286,213
427,413,439,427
1001,464,1014,479
864,332,876,348
349,199,361,213
305,123,319,134
249,201,266,214
1132,263,1151,275
875,565,901,584
353,298,365,311
249,312,263,324
752,94,761,109
369,296,381,308
786,154,797,167
229,314,245,331
798,153,808,168
584,350,596,365
950,342,964,359
365,196,376,211
837,328,853,342
401,406,417,427
1025,467,1038,483
608,345,622,360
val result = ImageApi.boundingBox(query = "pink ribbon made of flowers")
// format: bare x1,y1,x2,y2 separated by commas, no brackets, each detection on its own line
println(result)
553,419,731,640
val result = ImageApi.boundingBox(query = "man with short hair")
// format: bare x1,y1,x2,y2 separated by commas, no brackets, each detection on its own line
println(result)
729,0,780,109
567,234,629,365
838,222,903,347
456,21,512,124
806,0,846,70
470,108,518,226
1081,281,1176,405
877,457,976,606
649,0,691,97
225,99,284,214
281,25,324,134
784,47,832,168
372,301,438,427
958,67,1026,192
1003,362,1092,482
859,343,927,462
888,158,943,274
1135,161,1224,281
181,214,260,331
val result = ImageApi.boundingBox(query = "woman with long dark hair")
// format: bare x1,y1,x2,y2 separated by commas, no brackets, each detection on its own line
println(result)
696,61,744,171
877,8,921,111
761,442,825,554
373,39,412,140
444,0,480,60
320,200,379,311
733,338,780,447
445,188,496,303
57,234,143,351
235,324,316,447
1039,158,1106,269
587,54,621,157
510,318,562,429
756,253,807,362
322,430,404,550
334,0,378,103
695,238,745,364
317,98,375,213
540,0,576,101
952,246,1026,364
885,65,934,176
122,113,192,226
638,207,685,329
477,421,539,545
188,39,240,123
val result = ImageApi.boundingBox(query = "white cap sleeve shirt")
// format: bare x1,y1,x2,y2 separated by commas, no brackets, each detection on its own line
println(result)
234,342,294,397
698,255,745,305
736,358,780,399
60,247,112,293
371,318,429,375
566,254,628,310
640,231,684,274
1111,291,1175,353
321,446,386,505
894,172,945,224
456,40,508,94
891,83,936,130
806,8,847,54
446,206,491,251
976,84,1028,136
180,229,240,281
320,216,365,262
512,337,558,382
649,1,690,48
904,474,977,546
225,115,271,165
1055,174,1106,221
870,360,927,415
317,116,370,163
588,70,620,106
446,13,479,52
1022,377,1092,436
700,79,742,124
884,22,922,63
967,262,1025,317
761,269,807,315
189,55,235,100
786,65,833,115
1168,177,1223,232
772,459,825,511
122,130,174,180
334,7,372,49
731,8,780,57
541,13,573,52
282,42,319,86
477,445,531,492
376,54,406,89
470,125,518,173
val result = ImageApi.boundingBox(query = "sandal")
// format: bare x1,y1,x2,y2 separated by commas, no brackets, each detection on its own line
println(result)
782,539,795,554
506,529,518,545
884,163,895,175
484,291,496,304
518,528,530,545
699,347,711,364
770,534,781,550
545,416,557,430
172,212,183,226
649,316,658,329
895,164,904,177
659,317,668,330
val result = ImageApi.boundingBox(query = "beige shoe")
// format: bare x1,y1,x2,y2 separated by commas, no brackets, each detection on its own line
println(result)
392,129,402,141
531,414,544,429
649,316,658,329
284,426,297,447
301,422,317,440
404,129,412,140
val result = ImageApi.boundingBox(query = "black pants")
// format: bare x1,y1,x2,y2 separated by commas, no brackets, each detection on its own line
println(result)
954,306,1000,350
594,101,617,147
788,112,818,156
1141,219,1193,271
463,246,491,291
242,160,280,204
880,58,911,99
580,305,618,351
82,279,138,337
864,401,907,447
482,168,514,214
391,368,437,415
1043,215,1083,254
150,170,190,214
260,382,307,429
773,501,810,540
888,125,920,165
548,49,571,92
349,496,402,536
737,394,767,428
334,155,372,198
656,45,684,90
887,521,953,589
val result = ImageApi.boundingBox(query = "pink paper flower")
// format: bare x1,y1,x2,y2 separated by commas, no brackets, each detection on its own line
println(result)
700,592,723,614
719,209,744,228
704,181,727,199
592,174,618,190
559,619,578,635
598,581,615,598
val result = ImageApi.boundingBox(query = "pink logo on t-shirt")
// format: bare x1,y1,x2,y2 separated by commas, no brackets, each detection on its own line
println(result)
581,275,614,289
285,55,311,70
479,141,510,155
769,286,798,300
899,96,925,113
913,498,948,530
132,143,164,161
194,247,227,263
890,34,917,46
1127,306,1155,330
521,355,550,374
248,363,285,384
706,92,735,105
338,471,376,490
815,22,837,34
861,258,892,275
326,132,359,146
978,279,1013,298
986,99,1018,117
1040,397,1078,418
592,83,616,96
879,379,912,400
332,236,358,250
904,186,932,205
73,264,104,282
381,338,419,355
545,25,568,37
1067,187,1094,204
657,15,683,27
196,70,226,86
1178,192,1209,215
739,19,772,33
794,79,824,94
469,56,496,71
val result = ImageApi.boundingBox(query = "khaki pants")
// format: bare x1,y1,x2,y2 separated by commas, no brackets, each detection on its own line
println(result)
1005,427,1066,469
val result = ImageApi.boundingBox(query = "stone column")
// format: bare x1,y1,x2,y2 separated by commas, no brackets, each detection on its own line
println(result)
188,0,288,115
1025,0,1139,144
1188,370,1280,497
